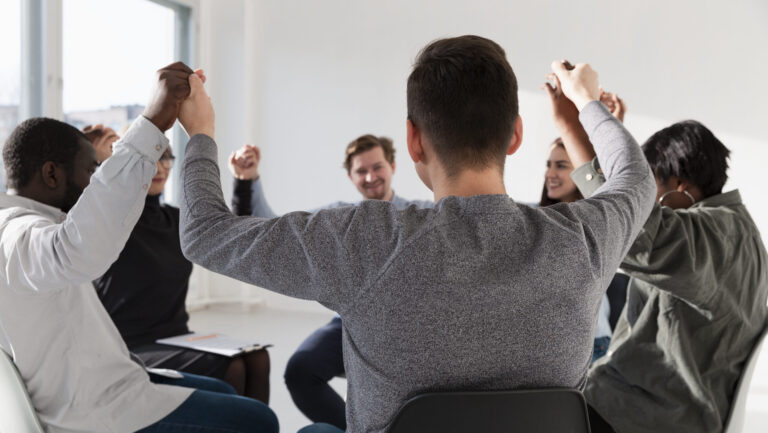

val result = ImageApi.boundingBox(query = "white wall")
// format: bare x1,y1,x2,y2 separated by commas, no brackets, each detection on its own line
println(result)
192,0,768,310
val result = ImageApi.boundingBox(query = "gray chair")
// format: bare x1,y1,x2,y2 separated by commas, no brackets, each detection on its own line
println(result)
387,388,590,433
723,328,768,433
0,349,45,433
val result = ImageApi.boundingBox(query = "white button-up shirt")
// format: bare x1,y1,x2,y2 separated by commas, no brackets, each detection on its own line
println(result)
0,116,192,433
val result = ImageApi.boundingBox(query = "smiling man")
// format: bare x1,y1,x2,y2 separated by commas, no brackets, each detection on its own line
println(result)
228,134,432,430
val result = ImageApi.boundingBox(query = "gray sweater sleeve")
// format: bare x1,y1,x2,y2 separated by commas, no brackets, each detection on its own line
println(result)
558,101,656,285
179,134,383,311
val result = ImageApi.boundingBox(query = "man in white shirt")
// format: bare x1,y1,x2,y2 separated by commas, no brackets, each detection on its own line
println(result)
0,62,277,433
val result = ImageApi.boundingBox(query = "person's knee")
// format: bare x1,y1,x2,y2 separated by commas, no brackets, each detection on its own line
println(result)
224,357,247,394
230,397,279,433
250,400,279,433
284,350,317,387
245,349,271,375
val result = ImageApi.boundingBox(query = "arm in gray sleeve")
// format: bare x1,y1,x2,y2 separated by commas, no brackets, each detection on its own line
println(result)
180,134,392,312
557,101,656,285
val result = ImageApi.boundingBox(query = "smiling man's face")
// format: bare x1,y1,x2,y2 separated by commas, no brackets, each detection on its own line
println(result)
348,146,395,201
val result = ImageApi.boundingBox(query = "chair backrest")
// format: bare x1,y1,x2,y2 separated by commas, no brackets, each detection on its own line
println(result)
387,388,590,433
723,328,768,433
0,349,46,433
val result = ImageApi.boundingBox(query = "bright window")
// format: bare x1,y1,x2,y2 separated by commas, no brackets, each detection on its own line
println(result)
62,0,176,133
0,0,21,191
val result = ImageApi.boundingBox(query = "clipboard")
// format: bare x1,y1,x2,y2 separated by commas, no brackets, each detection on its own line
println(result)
156,332,272,357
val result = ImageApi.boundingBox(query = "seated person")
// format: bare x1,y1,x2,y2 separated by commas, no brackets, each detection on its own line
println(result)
546,74,768,433
228,135,433,429
177,36,656,433
91,142,270,403
0,62,277,433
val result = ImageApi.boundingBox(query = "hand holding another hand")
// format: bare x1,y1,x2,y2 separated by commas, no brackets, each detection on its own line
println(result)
143,62,195,132
550,60,600,111
542,73,581,132
228,145,261,180
599,90,627,122
179,69,215,139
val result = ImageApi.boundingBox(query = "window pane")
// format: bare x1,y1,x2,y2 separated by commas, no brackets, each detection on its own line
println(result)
0,0,21,191
63,0,175,133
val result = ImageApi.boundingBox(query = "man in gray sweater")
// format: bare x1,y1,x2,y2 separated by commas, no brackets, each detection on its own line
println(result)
178,36,656,433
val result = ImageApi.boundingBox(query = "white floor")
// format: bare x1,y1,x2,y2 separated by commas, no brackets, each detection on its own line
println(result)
189,306,768,433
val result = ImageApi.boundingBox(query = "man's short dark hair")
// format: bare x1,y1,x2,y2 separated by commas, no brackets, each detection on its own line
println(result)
407,35,519,176
642,120,730,198
343,135,395,173
3,117,86,190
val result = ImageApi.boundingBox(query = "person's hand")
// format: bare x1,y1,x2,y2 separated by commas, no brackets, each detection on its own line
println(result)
179,69,215,138
542,74,581,132
228,145,261,180
599,90,627,122
142,61,195,132
83,124,119,163
550,60,600,111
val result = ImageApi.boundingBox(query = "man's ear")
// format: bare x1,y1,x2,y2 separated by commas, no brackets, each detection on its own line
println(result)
506,115,523,156
406,118,425,164
390,161,396,174
40,161,62,189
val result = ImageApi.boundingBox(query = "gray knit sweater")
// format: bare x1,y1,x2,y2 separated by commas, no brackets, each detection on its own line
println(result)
179,101,655,433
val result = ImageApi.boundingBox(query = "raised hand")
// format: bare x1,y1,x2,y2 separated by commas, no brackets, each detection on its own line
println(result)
142,61,195,132
83,124,119,163
228,145,261,180
550,60,600,111
599,90,627,122
542,73,581,131
179,69,215,138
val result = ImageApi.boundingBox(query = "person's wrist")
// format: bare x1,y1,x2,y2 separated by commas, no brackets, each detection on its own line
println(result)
574,96,598,112
188,126,214,139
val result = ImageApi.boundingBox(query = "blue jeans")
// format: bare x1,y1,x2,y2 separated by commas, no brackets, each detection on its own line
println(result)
138,372,278,433
298,423,345,433
285,316,346,430
592,336,611,363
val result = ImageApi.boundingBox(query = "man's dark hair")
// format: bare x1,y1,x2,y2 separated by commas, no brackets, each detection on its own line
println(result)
407,35,519,176
343,134,395,173
3,117,86,190
642,120,730,198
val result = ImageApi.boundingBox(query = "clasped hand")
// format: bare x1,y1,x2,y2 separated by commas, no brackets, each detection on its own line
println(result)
142,61,215,138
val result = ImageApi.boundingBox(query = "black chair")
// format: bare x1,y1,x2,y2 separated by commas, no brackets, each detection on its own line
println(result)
387,388,591,433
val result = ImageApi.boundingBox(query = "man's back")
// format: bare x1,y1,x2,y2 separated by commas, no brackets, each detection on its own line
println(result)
336,196,609,431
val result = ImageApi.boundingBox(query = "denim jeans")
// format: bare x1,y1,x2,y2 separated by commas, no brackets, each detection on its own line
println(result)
298,422,345,433
285,316,347,430
138,372,279,433
592,336,611,363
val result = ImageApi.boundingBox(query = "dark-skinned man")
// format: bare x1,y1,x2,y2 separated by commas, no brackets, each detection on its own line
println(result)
0,63,277,433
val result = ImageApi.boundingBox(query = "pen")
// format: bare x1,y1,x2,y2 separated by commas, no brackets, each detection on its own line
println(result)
188,333,217,341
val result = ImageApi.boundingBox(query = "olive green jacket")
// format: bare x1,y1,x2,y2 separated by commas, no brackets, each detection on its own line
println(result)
573,160,768,433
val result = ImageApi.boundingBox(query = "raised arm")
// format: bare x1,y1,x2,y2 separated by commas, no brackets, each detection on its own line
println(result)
228,145,277,217
2,62,194,292
547,61,656,284
177,74,395,311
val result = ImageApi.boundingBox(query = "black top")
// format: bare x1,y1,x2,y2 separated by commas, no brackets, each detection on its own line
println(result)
95,194,193,347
